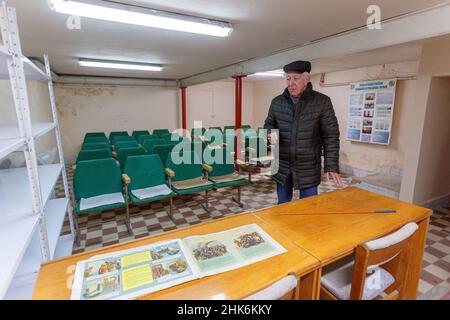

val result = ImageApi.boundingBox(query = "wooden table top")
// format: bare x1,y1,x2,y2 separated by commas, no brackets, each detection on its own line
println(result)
254,187,432,264
33,213,319,300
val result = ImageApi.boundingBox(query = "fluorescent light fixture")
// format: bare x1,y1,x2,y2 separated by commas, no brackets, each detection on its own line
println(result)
78,58,163,71
49,0,233,37
252,70,285,77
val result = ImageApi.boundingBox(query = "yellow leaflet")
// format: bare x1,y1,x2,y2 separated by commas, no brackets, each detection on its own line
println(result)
121,251,151,268
122,264,153,291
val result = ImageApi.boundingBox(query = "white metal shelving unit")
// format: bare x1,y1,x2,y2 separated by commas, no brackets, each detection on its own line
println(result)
0,2,74,300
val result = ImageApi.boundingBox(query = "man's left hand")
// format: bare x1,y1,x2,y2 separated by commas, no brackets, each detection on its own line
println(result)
326,172,343,188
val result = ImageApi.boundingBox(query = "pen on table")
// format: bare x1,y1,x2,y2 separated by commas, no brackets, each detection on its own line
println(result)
278,210,397,216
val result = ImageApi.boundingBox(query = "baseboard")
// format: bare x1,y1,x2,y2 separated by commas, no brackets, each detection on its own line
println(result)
419,193,450,210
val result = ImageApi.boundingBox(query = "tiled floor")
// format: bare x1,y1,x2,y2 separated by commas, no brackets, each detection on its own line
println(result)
57,167,449,300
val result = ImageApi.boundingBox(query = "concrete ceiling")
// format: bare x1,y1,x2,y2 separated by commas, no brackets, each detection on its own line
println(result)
3,0,446,80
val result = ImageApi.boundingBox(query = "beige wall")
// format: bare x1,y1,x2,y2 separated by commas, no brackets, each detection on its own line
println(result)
0,80,57,166
253,62,419,173
54,84,179,163
412,77,450,203
54,80,254,163
186,80,254,130
400,37,450,203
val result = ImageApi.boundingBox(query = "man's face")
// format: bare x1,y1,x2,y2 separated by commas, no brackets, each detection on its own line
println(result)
286,72,308,97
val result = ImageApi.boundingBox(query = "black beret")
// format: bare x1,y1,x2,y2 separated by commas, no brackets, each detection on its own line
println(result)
283,60,311,74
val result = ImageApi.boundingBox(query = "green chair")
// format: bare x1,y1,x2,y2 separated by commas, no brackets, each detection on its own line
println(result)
114,140,140,152
112,135,137,146
152,129,170,138
84,136,110,145
166,151,214,213
241,125,252,132
132,130,150,139
143,138,166,154
153,144,176,166
116,147,147,171
84,132,107,140
73,158,131,245
123,155,174,220
162,133,182,144
76,149,112,164
206,148,248,208
138,134,159,145
109,131,129,143
81,142,112,151
205,128,225,147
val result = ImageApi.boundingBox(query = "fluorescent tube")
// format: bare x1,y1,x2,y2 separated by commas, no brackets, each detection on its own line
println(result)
78,59,163,71
50,0,233,37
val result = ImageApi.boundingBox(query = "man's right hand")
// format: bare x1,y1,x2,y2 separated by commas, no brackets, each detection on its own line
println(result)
268,132,278,145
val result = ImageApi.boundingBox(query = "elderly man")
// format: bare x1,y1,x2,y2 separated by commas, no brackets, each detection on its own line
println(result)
264,60,342,204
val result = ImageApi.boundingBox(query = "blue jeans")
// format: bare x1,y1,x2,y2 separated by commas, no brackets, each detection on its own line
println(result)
277,174,318,204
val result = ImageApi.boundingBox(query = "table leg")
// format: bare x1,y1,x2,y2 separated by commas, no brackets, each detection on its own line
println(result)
297,268,321,300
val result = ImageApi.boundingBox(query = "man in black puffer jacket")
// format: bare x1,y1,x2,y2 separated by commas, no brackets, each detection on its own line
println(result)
264,60,342,204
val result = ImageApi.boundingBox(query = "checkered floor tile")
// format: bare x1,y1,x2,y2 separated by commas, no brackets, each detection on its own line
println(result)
55,167,449,299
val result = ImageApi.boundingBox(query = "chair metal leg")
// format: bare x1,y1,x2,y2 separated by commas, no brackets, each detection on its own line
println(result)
74,213,81,247
232,186,244,208
125,201,132,234
168,195,174,222
201,189,211,214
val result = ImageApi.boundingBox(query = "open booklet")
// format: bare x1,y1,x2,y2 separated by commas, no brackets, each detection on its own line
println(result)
71,223,287,300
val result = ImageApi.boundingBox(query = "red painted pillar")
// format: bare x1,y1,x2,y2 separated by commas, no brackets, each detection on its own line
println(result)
233,75,246,164
181,87,187,134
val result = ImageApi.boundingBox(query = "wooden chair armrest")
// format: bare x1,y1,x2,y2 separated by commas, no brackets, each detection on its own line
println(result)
112,151,118,158
202,164,213,173
165,168,175,178
122,174,131,185
71,164,77,171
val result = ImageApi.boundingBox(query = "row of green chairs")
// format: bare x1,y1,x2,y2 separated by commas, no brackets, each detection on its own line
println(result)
72,149,248,244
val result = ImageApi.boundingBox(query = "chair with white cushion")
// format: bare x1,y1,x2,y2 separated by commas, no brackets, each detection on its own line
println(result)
244,275,299,300
320,222,418,300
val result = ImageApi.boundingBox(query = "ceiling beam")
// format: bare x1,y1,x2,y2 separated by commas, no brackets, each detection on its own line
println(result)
180,2,450,87
55,75,178,87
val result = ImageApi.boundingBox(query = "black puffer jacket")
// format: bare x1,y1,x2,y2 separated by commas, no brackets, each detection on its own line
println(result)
264,83,340,189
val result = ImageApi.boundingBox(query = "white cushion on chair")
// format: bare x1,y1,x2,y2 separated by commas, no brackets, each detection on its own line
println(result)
321,255,395,300
365,222,418,251
244,275,297,300
80,192,125,211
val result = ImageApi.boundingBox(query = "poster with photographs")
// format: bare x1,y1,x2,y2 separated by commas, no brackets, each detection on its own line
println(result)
346,79,397,145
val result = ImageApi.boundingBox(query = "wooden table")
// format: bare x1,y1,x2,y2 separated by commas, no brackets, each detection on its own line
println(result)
33,213,320,300
253,187,431,299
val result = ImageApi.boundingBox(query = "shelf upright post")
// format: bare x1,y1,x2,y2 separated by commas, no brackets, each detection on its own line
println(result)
44,54,75,236
1,3,50,261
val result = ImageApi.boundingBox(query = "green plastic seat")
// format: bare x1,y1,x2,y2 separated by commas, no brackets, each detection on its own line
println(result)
84,136,110,144
76,149,112,164
114,140,140,152
143,138,166,154
132,130,150,139
153,144,176,166
208,149,248,208
162,133,182,144
152,129,170,138
81,142,112,151
109,131,129,143
124,155,174,218
138,134,159,145
241,125,252,132
84,132,107,140
205,128,225,147
112,135,137,146
116,147,147,171
166,151,214,215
